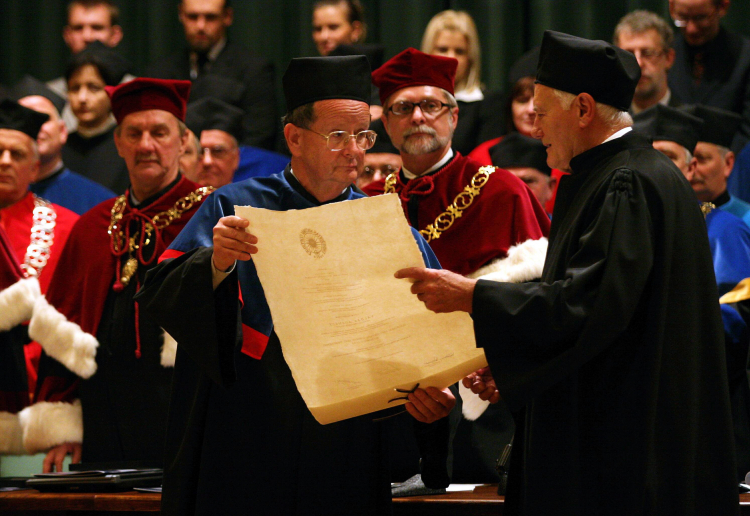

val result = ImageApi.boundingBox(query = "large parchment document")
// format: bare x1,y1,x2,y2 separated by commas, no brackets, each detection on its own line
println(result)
235,194,487,425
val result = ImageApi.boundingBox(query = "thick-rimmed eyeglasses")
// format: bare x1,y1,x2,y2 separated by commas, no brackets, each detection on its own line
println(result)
302,127,377,151
385,99,454,116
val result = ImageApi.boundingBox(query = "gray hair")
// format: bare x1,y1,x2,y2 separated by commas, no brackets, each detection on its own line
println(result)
553,89,633,129
613,10,674,49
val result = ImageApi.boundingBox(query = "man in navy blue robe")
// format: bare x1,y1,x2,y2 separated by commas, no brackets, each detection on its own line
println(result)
138,55,455,516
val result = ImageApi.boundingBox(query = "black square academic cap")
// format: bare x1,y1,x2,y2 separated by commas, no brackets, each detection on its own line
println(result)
283,55,371,112
11,75,66,115
681,105,742,149
490,132,552,176
186,97,244,142
0,98,50,139
535,30,640,112
633,104,703,153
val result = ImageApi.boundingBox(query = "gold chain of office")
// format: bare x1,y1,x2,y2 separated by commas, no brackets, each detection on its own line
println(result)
108,186,214,286
383,166,496,243
21,195,57,279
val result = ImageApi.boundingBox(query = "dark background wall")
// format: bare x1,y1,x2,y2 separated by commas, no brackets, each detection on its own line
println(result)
2,0,749,100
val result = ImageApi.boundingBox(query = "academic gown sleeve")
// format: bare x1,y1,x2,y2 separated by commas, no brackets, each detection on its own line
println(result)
137,247,239,388
472,169,655,411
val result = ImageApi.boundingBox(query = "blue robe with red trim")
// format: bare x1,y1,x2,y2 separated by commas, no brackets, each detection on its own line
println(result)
137,168,447,516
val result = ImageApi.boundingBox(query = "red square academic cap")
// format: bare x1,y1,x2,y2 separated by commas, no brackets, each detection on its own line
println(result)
106,78,191,124
372,48,457,106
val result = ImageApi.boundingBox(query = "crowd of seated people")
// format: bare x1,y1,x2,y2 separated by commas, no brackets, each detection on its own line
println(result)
1,0,750,508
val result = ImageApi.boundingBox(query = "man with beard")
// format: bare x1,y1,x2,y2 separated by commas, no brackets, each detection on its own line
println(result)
19,78,213,473
613,10,679,114
364,48,550,487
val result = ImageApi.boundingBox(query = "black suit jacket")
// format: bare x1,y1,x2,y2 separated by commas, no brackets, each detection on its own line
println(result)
145,40,278,151
668,27,750,152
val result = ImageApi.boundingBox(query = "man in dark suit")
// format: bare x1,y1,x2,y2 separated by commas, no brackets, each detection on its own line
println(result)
667,0,750,152
145,0,278,151
613,10,680,114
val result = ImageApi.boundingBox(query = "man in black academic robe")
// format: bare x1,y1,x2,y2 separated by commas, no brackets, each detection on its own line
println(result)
398,31,739,515
138,55,456,516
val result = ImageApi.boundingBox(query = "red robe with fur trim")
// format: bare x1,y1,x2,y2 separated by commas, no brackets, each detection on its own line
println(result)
22,176,210,461
0,195,77,455
363,153,550,276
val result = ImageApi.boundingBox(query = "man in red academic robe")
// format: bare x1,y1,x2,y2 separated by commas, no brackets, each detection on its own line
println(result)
18,78,213,472
364,49,551,486
0,100,79,455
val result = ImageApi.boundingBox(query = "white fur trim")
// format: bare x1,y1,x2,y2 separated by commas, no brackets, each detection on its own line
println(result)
459,383,491,420
0,277,41,331
18,400,83,454
468,238,548,283
161,330,177,368
28,297,98,379
0,411,25,455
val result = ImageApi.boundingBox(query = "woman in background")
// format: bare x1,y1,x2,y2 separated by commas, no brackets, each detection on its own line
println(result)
312,0,366,56
421,10,504,156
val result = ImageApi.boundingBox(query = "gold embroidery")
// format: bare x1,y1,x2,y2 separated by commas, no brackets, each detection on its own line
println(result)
418,166,496,243
108,186,214,286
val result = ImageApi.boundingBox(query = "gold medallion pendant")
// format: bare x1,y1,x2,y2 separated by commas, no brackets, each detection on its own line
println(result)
120,256,139,286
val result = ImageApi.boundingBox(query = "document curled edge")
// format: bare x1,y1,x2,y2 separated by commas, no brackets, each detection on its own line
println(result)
235,194,487,425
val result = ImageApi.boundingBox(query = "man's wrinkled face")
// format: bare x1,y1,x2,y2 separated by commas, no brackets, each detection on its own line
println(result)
194,129,239,188
63,4,122,54
68,64,111,130
669,0,725,47
358,152,402,189
382,85,457,156
531,85,579,171
114,109,187,192
296,99,370,191
0,130,39,208
179,0,232,54
690,141,732,202
18,96,67,164
653,140,691,175
616,29,674,102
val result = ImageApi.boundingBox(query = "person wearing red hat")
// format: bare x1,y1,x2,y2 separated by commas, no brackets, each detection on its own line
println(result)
0,99,79,455
365,48,551,486
19,77,215,473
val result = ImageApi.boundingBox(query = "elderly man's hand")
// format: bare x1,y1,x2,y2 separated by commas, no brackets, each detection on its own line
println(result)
395,267,477,313
212,216,258,271
463,366,501,404
405,387,456,424
43,442,82,473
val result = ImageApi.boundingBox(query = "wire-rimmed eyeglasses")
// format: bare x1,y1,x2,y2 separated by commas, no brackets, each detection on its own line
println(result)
302,127,377,151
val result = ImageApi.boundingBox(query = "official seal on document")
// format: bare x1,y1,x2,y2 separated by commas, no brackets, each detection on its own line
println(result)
300,228,326,258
